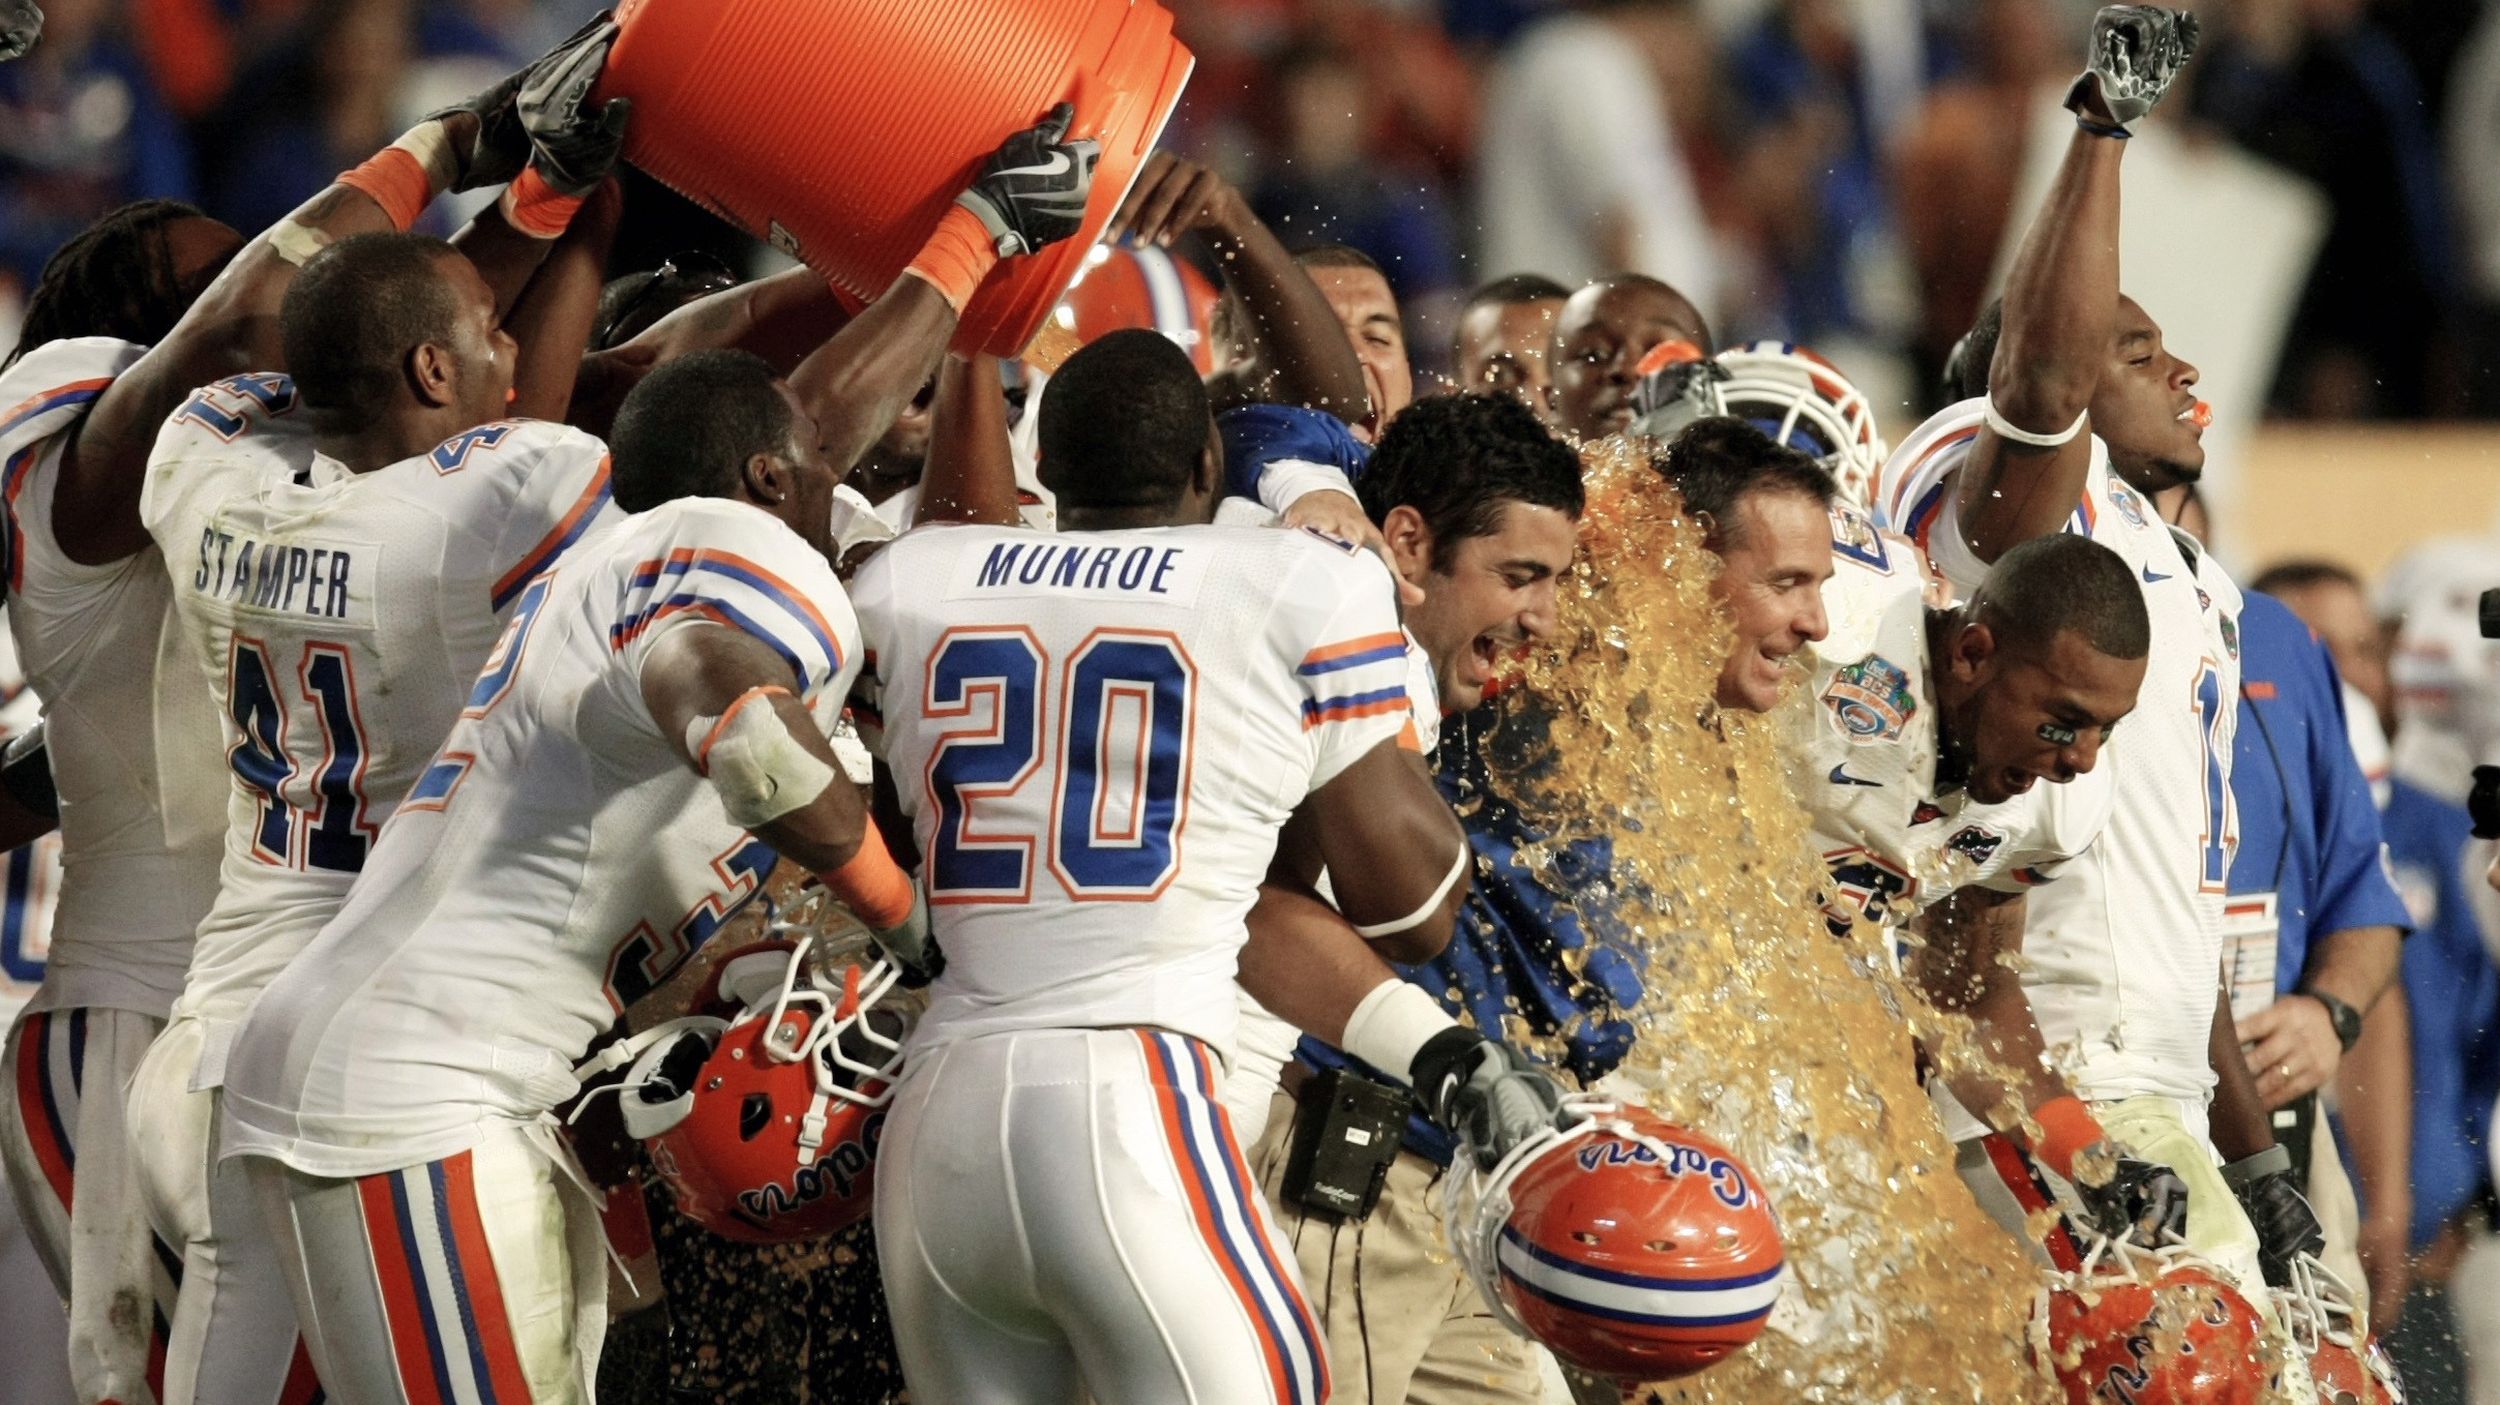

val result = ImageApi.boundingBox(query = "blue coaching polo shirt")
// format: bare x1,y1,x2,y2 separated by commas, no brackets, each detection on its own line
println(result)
2226,592,2410,1008
1224,404,1645,1163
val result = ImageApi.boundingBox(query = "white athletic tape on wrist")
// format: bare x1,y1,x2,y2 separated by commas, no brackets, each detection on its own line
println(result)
394,118,461,194
1351,843,1469,939
269,219,332,268
1340,979,1460,1086
685,687,837,828
1982,398,2089,449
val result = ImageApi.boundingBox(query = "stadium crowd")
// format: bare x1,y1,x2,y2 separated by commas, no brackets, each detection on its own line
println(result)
0,2,2494,1405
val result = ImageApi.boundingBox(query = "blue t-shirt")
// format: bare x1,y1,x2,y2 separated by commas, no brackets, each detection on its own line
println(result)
1219,403,1371,504
2227,592,2411,990
2363,780,2500,1249
1299,703,1644,1165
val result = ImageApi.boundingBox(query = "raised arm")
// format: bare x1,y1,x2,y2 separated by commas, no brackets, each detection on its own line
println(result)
788,104,1099,479
1945,7,2198,567
63,20,625,564
911,353,1021,528
1108,152,1369,422
499,180,622,423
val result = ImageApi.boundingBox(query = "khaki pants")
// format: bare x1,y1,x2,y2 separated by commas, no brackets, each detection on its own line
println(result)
2304,1114,2367,1293
1251,1090,1545,1405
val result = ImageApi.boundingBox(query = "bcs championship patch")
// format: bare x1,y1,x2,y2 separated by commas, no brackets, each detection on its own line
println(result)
1822,656,1915,744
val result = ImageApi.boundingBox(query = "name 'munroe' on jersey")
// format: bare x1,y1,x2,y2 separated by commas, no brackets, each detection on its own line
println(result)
1798,505,2114,940
141,373,616,1090
219,496,858,1178
847,520,1417,1067
1876,398,2243,1109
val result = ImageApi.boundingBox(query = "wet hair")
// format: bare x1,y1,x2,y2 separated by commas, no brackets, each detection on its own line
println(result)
278,232,466,420
8,200,222,367
1462,273,1570,313
1574,272,1714,354
610,349,795,512
1357,393,1585,570
1947,298,2006,402
1655,417,1835,548
1970,534,2151,661
1038,329,1212,512
2250,558,2363,599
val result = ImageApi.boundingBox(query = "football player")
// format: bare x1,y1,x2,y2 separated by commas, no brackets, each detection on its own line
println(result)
1452,274,1571,421
851,330,1544,1404
124,29,633,1398
1870,4,2321,1303
215,101,1105,1400
1549,272,1712,442
0,41,593,1399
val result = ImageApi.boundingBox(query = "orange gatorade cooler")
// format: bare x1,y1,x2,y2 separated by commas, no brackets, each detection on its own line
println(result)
597,0,1193,357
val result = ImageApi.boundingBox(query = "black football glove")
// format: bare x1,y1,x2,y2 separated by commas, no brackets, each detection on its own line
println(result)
865,883,942,989
514,14,631,198
2069,1149,2191,1246
2223,1145,2325,1288
957,102,1101,259
1410,1029,1581,1172
2065,5,2200,135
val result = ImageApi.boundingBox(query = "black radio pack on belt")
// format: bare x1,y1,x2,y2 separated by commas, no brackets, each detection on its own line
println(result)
1280,1066,1411,1221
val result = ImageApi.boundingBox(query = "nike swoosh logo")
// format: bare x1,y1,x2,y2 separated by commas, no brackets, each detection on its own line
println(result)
993,151,1073,180
2141,564,2171,583
1828,764,1881,788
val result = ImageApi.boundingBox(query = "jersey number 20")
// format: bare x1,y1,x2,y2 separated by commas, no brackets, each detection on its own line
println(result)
923,628,1196,902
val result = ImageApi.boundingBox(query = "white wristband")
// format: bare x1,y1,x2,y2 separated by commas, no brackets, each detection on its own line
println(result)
1340,979,1460,1086
1982,398,2088,449
1350,842,1469,939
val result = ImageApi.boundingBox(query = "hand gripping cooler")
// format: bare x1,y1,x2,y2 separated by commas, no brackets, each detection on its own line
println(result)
593,0,1193,357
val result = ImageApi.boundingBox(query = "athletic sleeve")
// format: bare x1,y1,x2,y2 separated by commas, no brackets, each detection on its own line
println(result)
612,500,861,703
2295,625,2416,941
474,421,618,615
1273,538,1418,791
141,367,308,559
1219,403,1371,507
842,540,901,761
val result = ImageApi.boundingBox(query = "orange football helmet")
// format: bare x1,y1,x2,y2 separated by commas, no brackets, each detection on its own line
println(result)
594,889,911,1243
1446,1097,1784,1383
1048,243,1224,374
2040,1238,2268,1405
2281,1255,2407,1404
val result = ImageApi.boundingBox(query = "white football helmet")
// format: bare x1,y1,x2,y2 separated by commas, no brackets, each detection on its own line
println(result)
1712,341,1888,509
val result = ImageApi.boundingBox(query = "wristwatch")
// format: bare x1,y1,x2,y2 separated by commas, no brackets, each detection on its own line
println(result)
2299,988,2365,1052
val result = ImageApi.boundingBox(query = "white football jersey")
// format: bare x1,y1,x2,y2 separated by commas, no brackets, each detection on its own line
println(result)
1797,506,2112,936
142,374,617,1087
220,497,857,1178
0,613,60,1030
849,521,1415,1066
0,338,223,1018
1878,401,2243,1107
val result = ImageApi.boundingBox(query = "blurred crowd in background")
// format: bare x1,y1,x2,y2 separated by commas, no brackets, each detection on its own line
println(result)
6,0,2499,421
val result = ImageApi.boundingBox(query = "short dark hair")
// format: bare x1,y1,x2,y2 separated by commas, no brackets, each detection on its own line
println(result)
1578,272,1715,354
610,349,795,513
279,232,465,419
1357,392,1584,569
1292,241,1385,278
1970,534,2151,661
1038,328,1212,512
1463,273,1570,313
1655,417,1835,548
594,252,740,351
8,199,220,367
1947,298,2005,403
2250,558,2363,599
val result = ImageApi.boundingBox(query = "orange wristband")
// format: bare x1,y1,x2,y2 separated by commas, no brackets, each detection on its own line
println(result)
498,165,585,241
336,146,434,232
2028,1095,2106,1180
902,205,1002,313
821,816,916,932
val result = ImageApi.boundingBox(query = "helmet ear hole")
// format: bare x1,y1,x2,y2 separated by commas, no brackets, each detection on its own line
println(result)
739,1092,773,1141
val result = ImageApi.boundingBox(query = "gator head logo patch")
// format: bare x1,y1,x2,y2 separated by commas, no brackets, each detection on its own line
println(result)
2108,481,2149,528
1822,656,1916,744
2219,614,2239,660
1945,825,2005,867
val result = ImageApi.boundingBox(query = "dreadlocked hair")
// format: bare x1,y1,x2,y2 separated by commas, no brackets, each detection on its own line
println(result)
7,200,214,369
